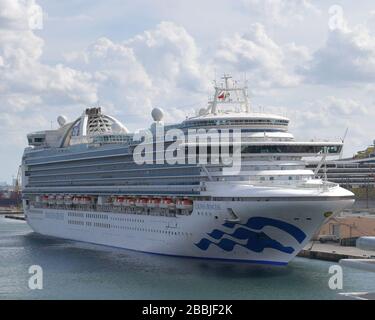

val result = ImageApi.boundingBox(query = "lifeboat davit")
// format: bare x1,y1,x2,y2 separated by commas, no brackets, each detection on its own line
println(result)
56,195,64,205
64,195,73,205
72,196,81,205
48,195,56,205
169,199,176,210
122,197,130,207
135,198,148,207
127,198,135,206
147,198,160,208
80,196,91,205
160,198,173,209
176,198,193,210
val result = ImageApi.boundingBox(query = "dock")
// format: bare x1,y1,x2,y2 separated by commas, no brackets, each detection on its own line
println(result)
298,241,375,262
0,208,25,221
4,214,26,221
0,208,23,215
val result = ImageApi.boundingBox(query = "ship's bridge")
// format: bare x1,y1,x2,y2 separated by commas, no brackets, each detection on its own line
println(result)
182,112,289,132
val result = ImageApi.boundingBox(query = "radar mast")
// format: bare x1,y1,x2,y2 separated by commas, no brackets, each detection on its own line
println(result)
207,74,250,115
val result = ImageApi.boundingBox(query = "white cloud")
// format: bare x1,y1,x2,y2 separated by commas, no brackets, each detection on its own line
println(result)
240,0,320,26
0,0,98,118
46,14,93,23
215,23,303,88
65,21,212,127
302,20,375,85
0,0,100,182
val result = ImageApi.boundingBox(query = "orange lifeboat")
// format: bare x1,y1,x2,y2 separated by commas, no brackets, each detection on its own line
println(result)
118,196,126,206
42,195,49,204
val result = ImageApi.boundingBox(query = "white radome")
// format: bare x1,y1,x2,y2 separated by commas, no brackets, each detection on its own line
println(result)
198,108,207,116
151,107,164,122
57,115,67,127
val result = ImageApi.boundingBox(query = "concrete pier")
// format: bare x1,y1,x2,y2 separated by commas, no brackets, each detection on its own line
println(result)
298,241,375,262
0,208,23,215
4,214,26,221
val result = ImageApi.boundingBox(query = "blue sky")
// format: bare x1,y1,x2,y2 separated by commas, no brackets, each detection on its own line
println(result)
1,0,375,183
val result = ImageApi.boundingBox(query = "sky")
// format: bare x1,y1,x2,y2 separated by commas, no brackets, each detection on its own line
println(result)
1,0,375,183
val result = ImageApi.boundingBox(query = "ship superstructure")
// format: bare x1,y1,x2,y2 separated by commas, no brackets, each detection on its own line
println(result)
22,75,354,265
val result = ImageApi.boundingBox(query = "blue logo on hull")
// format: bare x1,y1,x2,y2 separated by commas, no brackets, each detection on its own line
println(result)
195,217,307,254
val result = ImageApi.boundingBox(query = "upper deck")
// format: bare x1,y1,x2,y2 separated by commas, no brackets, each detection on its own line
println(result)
24,74,343,160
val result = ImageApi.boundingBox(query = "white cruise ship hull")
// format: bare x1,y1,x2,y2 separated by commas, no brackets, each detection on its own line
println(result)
25,195,354,266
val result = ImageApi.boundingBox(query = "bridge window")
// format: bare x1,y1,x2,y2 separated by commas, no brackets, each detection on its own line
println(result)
241,145,341,154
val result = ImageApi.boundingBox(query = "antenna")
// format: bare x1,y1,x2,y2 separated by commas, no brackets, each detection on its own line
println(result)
342,128,349,143
221,74,232,90
208,73,250,114
340,128,349,159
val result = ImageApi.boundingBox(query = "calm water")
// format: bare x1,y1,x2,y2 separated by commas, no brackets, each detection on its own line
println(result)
1,216,375,300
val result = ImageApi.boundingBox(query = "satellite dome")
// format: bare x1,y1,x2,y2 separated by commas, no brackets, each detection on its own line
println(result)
151,108,164,122
57,115,67,127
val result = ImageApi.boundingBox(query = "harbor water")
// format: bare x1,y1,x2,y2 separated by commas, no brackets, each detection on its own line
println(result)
1,216,375,300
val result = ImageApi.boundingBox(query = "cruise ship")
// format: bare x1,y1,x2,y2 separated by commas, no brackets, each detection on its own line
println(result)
22,75,355,265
